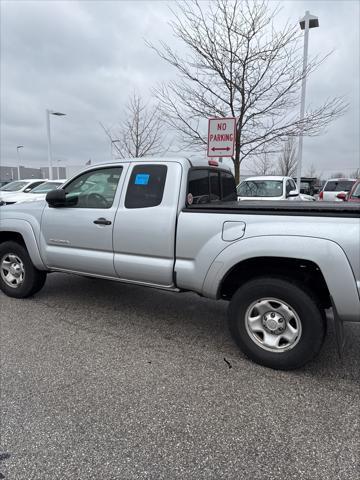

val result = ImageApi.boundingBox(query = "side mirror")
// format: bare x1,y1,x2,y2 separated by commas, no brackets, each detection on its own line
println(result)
336,192,347,201
46,189,66,207
286,189,299,198
24,188,32,192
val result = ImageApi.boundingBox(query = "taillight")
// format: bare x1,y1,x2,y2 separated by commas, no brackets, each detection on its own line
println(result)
319,191,323,200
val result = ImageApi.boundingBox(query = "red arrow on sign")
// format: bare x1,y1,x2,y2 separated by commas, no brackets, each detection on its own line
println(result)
211,147,231,152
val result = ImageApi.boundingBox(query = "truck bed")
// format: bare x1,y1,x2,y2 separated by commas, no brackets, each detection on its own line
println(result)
184,201,360,218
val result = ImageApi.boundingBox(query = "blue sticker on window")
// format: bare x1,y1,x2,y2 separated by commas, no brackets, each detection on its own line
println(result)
135,174,150,185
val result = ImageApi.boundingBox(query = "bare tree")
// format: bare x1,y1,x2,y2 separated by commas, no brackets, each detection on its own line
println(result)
350,168,360,178
305,164,317,178
276,137,297,176
148,0,347,183
103,92,166,158
252,153,274,175
331,170,360,178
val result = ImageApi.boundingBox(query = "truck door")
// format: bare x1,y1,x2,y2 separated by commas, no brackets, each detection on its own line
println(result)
113,161,182,287
40,165,126,277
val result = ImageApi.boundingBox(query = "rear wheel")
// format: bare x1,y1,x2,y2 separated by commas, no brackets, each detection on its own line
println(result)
0,241,47,298
228,277,326,370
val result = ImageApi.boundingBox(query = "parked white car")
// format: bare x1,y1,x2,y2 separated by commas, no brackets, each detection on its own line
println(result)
0,179,46,205
319,178,357,202
14,180,67,204
237,176,314,201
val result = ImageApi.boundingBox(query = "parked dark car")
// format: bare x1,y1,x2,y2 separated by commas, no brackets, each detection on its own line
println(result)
293,177,320,196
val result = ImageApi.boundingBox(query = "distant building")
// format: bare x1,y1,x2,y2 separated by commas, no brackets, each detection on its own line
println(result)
40,167,67,180
0,166,18,181
0,165,66,181
65,165,87,178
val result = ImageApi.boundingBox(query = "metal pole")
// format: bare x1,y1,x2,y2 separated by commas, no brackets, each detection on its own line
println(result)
16,146,24,180
296,11,310,192
16,149,21,180
46,109,53,180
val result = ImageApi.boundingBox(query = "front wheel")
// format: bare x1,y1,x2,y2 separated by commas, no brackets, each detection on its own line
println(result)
228,277,326,370
0,241,47,298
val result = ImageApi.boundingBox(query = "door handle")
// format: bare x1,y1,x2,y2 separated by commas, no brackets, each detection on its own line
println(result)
93,217,112,226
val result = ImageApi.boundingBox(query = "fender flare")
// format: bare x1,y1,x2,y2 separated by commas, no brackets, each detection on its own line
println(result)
202,235,360,322
0,219,47,270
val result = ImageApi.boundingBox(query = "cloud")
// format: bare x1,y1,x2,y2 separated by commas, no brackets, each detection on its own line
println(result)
276,0,360,173
1,0,359,178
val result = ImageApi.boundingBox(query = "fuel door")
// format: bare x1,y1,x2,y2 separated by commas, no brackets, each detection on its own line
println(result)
222,221,246,242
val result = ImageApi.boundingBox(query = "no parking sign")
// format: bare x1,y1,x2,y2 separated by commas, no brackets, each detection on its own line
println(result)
207,117,236,158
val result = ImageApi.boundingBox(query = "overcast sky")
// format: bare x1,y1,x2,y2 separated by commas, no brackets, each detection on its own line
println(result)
1,0,359,177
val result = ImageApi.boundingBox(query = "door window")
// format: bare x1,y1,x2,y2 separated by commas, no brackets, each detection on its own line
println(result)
290,179,297,191
125,165,167,209
285,180,293,195
63,167,123,208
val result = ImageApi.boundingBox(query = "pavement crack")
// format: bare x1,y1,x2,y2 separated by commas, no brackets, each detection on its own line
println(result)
223,357,232,369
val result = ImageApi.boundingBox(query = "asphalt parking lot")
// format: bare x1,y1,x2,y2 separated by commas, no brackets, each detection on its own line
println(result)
1,273,359,480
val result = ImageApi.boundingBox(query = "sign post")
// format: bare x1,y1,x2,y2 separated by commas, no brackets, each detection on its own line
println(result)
207,117,236,158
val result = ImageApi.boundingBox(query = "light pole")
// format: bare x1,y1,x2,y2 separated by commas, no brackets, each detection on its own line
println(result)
46,109,66,180
296,11,319,192
16,145,24,180
111,139,121,159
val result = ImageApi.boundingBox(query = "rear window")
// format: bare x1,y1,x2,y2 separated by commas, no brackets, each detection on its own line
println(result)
324,180,355,192
187,169,237,204
221,172,237,201
125,165,167,209
210,171,220,201
188,170,209,203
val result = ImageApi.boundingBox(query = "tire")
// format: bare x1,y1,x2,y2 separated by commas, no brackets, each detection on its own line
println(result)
228,277,326,370
0,241,47,298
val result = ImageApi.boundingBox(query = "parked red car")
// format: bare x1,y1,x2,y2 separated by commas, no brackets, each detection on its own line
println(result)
336,179,360,203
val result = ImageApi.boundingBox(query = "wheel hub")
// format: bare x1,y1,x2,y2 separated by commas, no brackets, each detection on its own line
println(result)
245,297,302,353
10,263,22,277
1,253,25,288
262,311,286,335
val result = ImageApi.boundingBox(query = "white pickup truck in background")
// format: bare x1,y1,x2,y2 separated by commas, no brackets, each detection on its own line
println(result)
237,175,315,201
1,157,359,370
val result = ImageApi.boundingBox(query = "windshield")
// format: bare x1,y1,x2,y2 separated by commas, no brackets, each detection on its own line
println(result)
324,180,355,192
31,182,62,193
0,181,28,192
350,183,360,198
237,180,283,197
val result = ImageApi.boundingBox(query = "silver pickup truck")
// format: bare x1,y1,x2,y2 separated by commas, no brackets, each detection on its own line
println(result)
1,157,359,370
